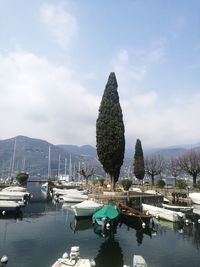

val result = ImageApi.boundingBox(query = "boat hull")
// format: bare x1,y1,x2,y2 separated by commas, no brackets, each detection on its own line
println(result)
189,193,200,204
142,204,185,222
118,204,151,227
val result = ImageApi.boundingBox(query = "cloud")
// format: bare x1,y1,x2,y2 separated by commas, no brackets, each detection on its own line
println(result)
39,3,78,48
111,46,200,148
0,50,99,145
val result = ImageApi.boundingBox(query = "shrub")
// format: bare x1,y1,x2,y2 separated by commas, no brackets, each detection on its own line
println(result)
176,179,187,189
120,179,133,191
98,177,105,187
196,180,200,189
156,179,166,189
16,172,29,185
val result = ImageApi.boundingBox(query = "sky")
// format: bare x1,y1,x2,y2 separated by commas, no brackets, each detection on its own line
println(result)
0,0,200,149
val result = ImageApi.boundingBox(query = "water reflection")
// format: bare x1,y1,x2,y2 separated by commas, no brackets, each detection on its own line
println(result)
70,218,93,233
119,219,154,245
93,221,118,238
94,237,123,267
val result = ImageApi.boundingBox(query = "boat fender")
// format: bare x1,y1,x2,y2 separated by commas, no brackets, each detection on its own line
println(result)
142,222,146,229
62,252,68,259
90,259,96,266
0,255,8,264
2,211,6,216
185,219,189,225
106,222,110,230
155,214,159,219
198,219,200,224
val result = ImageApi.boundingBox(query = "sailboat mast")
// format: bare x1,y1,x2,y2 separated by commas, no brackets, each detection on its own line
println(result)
58,153,61,177
69,155,72,180
64,157,67,175
48,145,51,179
10,137,17,179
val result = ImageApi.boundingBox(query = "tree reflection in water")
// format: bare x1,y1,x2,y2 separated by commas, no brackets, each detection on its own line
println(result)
94,237,123,267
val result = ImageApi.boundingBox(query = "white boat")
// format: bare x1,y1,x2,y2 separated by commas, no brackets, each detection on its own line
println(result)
2,186,27,192
189,192,200,204
133,255,148,267
59,194,88,203
51,246,95,267
142,203,185,222
0,190,30,202
162,203,193,212
123,255,147,267
72,200,103,218
53,188,88,196
192,204,200,215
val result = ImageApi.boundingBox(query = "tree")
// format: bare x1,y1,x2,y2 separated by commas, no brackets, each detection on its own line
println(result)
133,139,145,181
168,157,182,187
178,150,200,187
16,172,29,185
120,179,133,191
145,154,164,185
78,164,94,185
96,72,125,191
156,179,166,189
176,179,187,190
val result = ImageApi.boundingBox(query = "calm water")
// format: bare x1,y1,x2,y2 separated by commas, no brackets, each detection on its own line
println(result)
1,182,200,267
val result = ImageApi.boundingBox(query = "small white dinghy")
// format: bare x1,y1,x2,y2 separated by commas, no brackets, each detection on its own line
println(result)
142,203,185,222
133,255,148,267
51,246,95,267
72,200,103,218
123,255,147,267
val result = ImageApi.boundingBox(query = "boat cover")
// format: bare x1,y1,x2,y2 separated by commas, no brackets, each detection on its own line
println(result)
93,204,119,219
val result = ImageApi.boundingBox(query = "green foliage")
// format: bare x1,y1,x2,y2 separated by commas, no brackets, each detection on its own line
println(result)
96,72,125,191
196,180,200,189
16,172,29,185
176,179,187,189
98,177,105,186
133,139,145,180
120,179,133,191
156,179,166,189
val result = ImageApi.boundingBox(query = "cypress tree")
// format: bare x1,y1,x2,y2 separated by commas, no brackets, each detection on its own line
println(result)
96,72,125,191
133,139,145,181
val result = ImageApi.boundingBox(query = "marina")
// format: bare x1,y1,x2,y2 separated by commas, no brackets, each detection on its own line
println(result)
0,182,200,266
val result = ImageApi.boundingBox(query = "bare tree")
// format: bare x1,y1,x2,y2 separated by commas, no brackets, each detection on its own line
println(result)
178,150,200,187
168,157,182,187
145,154,164,185
78,164,94,185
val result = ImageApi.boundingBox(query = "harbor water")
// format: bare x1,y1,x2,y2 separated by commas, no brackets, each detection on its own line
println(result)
0,182,200,267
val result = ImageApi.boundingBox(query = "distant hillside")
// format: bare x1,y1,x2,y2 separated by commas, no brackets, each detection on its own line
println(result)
0,135,199,180
0,136,100,180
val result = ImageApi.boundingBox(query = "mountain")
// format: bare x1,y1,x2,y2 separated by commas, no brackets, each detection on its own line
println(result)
0,135,199,180
0,136,99,180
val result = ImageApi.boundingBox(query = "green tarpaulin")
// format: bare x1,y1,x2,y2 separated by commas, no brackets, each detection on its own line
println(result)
93,204,119,219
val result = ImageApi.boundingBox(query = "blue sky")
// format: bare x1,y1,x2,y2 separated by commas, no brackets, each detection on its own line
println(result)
0,0,200,149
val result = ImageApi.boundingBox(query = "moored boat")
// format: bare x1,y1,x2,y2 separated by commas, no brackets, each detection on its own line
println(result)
51,246,96,267
72,200,103,218
189,192,200,204
123,255,147,267
142,203,185,222
162,203,193,212
0,190,31,203
133,255,148,267
118,203,151,228
92,204,119,235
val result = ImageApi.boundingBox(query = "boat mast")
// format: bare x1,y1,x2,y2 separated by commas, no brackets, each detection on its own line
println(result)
10,137,17,179
69,155,72,180
48,145,51,179
58,153,61,177
64,157,67,175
